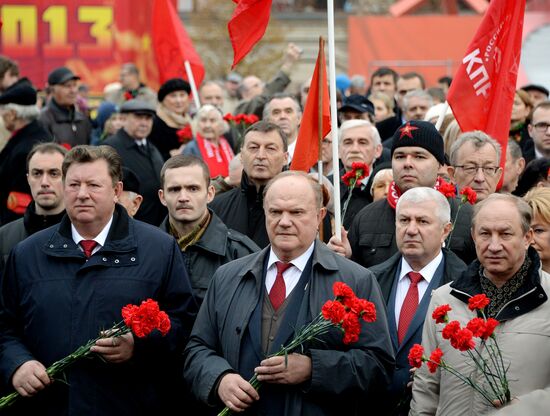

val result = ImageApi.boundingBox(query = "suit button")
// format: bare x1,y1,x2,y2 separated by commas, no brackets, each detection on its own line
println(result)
63,244,68,248
114,259,120,264
102,257,108,262
130,257,136,262
269,336,274,341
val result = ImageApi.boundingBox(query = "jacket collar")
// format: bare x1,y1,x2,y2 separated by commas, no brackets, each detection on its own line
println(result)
160,210,228,256
23,202,65,235
48,98,84,123
450,247,547,321
239,171,264,202
46,204,135,257
237,240,339,285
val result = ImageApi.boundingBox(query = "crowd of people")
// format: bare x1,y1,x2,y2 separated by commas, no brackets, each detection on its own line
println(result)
0,43,550,415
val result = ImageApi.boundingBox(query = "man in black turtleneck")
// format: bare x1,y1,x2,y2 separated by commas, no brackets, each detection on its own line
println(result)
209,121,288,248
0,142,67,274
39,67,92,147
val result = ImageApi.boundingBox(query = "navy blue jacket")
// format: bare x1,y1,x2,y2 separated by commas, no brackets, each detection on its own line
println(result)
0,205,197,415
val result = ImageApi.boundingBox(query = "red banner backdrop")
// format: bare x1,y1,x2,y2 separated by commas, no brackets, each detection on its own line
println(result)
0,0,179,93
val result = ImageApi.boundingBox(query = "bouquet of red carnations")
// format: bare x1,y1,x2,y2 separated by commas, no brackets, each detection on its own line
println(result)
341,162,370,226
408,294,510,407
218,281,377,416
0,299,171,409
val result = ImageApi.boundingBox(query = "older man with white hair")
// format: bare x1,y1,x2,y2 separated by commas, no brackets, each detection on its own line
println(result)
334,119,384,228
369,187,466,415
0,83,51,225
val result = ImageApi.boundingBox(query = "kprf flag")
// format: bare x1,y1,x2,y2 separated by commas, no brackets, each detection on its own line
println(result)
447,0,526,160
152,0,205,85
290,38,331,172
228,0,272,68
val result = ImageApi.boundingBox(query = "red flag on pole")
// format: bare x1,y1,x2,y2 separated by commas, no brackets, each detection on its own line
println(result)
290,38,331,172
228,0,273,69
152,0,205,86
447,0,526,165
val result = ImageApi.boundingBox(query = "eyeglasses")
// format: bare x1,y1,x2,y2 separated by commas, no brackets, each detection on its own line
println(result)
454,165,500,177
532,122,550,132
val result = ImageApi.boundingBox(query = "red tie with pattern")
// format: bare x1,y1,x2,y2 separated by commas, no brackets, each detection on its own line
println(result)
397,271,423,344
269,261,292,311
80,240,98,258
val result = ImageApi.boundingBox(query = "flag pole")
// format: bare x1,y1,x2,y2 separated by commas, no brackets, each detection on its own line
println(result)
317,37,325,241
327,0,341,238
435,101,449,131
184,60,201,110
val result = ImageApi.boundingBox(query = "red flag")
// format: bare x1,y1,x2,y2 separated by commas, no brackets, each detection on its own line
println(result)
290,38,331,172
152,0,205,86
447,0,526,166
228,0,273,69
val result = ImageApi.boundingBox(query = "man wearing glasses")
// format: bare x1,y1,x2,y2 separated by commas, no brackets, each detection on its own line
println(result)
448,131,502,202
527,102,550,161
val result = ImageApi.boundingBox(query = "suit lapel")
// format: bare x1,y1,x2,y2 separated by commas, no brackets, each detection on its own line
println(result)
387,263,402,352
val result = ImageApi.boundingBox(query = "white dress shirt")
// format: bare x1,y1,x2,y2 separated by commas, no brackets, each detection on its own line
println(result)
71,216,113,256
265,242,315,298
394,251,443,326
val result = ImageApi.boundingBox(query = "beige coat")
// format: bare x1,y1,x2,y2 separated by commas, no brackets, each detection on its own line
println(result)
410,269,550,416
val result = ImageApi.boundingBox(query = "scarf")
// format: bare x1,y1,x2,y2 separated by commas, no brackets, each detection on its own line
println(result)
479,255,532,318
387,176,445,210
195,133,234,178
170,210,211,252
156,103,191,129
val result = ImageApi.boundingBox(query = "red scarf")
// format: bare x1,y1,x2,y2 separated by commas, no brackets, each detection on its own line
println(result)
387,177,444,210
195,133,235,178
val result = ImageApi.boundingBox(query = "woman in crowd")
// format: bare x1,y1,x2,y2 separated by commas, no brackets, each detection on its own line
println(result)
183,104,234,178
368,92,395,122
509,89,533,157
148,78,192,161
524,187,550,273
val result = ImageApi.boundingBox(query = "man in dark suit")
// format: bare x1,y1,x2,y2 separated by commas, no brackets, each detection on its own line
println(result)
104,99,166,225
369,186,467,415
185,171,394,415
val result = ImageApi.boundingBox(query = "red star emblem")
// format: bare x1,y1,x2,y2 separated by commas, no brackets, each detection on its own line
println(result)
398,122,419,139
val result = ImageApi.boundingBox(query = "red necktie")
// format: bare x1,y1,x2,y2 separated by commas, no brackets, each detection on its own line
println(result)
397,271,423,344
80,240,98,258
269,261,292,311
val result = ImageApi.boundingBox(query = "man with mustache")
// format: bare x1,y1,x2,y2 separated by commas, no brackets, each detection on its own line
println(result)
210,121,288,248
368,187,466,415
158,154,259,306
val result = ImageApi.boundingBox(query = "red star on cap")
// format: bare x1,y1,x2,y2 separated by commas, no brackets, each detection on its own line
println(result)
398,122,419,139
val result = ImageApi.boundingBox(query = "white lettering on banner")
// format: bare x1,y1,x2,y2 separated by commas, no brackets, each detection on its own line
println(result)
463,49,491,98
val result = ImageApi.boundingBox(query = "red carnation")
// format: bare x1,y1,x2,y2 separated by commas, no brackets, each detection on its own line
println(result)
356,299,377,323
341,312,361,344
460,186,477,205
176,125,193,144
438,180,457,198
124,91,133,101
450,328,476,351
341,171,355,187
468,294,490,311
121,299,170,338
322,300,347,324
223,113,234,122
466,317,487,338
432,304,452,324
333,282,355,301
442,320,461,340
408,344,425,368
481,318,499,340
427,348,443,373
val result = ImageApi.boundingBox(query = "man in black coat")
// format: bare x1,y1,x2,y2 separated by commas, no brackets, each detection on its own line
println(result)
104,99,167,225
0,84,51,225
185,171,394,415
0,145,196,415
368,187,467,415
39,67,91,146
329,120,475,268
0,143,67,275
209,121,288,248
158,154,259,305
